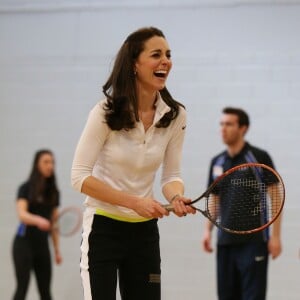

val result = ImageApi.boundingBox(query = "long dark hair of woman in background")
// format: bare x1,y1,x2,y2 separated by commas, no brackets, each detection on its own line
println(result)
12,149,62,300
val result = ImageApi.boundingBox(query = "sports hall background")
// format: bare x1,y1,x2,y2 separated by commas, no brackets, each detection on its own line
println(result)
1,1,299,299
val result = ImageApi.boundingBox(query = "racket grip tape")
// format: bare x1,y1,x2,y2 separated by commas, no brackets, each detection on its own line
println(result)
163,204,174,212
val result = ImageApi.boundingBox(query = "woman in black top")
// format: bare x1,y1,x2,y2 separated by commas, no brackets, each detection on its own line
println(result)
12,149,61,300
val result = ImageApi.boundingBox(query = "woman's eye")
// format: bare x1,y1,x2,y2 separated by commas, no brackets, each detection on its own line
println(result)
152,53,171,59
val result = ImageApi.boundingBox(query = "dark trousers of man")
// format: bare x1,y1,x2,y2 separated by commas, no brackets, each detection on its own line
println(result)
217,242,268,300
87,215,161,300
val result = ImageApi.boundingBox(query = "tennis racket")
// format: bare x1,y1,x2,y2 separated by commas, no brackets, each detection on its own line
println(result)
53,206,83,237
164,163,285,234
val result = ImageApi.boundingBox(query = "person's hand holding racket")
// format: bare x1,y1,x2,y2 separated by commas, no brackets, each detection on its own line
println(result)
35,215,52,231
133,198,170,219
168,194,196,217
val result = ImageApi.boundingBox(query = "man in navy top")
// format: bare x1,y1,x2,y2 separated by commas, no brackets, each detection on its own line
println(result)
202,107,282,300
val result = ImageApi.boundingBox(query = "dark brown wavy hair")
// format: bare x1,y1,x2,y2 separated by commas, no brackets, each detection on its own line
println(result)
28,149,59,206
102,26,184,131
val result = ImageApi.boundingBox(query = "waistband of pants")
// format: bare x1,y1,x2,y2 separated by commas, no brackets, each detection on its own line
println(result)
95,208,153,223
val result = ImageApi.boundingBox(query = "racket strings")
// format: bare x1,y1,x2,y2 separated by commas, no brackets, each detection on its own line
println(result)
58,207,82,237
205,165,284,233
59,212,77,235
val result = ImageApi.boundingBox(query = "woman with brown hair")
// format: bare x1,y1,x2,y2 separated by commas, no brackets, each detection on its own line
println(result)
12,149,61,300
71,26,195,300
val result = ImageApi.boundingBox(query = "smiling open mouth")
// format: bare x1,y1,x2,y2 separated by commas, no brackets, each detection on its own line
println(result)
154,70,167,78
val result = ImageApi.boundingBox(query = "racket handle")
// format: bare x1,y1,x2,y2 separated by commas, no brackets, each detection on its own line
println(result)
163,204,174,212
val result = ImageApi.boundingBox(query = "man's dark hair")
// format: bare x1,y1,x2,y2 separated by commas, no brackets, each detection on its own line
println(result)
223,107,250,128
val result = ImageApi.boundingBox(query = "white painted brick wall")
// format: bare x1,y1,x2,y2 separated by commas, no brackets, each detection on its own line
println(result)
1,2,299,299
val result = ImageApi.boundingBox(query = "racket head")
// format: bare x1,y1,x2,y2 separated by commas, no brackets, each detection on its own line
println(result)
56,206,83,237
202,163,285,234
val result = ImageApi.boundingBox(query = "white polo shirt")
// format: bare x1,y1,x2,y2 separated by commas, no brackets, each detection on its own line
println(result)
71,93,186,222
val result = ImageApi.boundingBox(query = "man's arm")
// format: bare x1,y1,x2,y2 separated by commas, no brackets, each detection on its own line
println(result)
268,183,283,259
202,194,220,253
